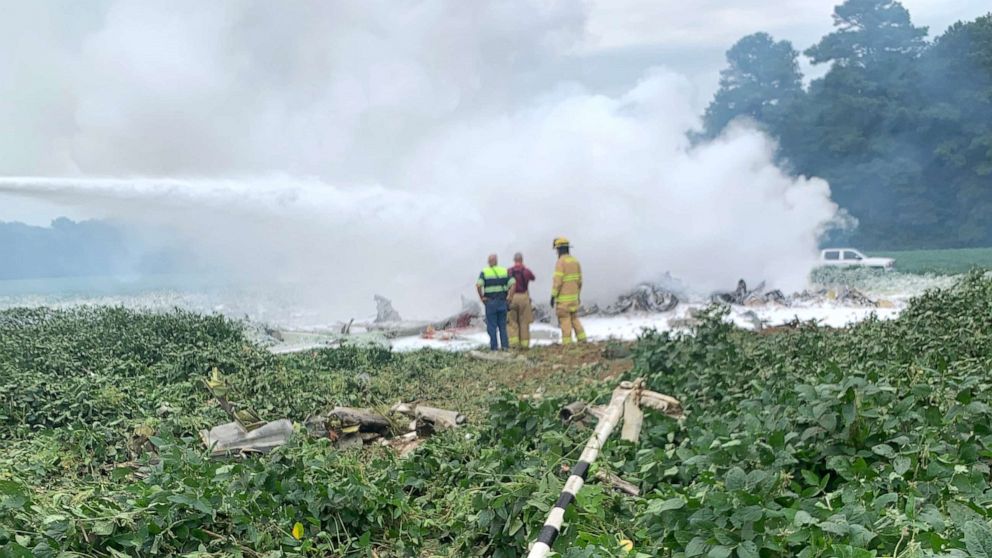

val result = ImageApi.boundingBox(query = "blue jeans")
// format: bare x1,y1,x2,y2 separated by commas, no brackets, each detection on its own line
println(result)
485,298,509,350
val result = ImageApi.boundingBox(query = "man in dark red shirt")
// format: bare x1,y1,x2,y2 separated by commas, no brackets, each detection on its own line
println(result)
507,252,536,349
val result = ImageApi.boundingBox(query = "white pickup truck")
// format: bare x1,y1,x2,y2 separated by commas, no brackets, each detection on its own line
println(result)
820,248,895,269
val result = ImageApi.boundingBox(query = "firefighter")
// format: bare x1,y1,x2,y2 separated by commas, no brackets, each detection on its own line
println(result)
507,252,536,349
476,254,515,351
550,237,586,344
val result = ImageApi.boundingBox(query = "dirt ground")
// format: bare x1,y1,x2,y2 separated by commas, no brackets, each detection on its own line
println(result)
425,341,635,417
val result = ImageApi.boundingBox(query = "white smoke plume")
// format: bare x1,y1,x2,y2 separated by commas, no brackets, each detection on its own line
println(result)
0,0,838,320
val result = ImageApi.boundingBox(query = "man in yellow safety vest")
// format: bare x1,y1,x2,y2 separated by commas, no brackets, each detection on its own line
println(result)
550,237,586,345
476,254,515,351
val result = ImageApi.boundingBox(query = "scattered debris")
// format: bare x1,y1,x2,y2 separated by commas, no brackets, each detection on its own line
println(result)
713,279,752,305
668,307,704,330
199,370,292,456
263,326,285,342
792,286,879,307
532,303,554,324
712,279,787,306
304,406,395,449
433,302,480,330
595,470,640,497
529,379,683,558
390,402,466,430
204,367,266,431
421,325,436,339
577,303,600,317
750,289,786,306
711,279,882,308
374,295,402,323
559,401,587,422
603,283,679,314
367,302,481,339
391,402,466,437
200,419,294,457
382,431,424,457
303,402,466,456
201,368,467,458
828,286,876,306
331,406,392,435
620,388,645,442
558,400,607,424
739,310,765,330
529,329,560,341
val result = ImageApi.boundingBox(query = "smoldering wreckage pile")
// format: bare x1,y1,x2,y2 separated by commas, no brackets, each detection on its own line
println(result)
258,278,891,349
200,279,889,473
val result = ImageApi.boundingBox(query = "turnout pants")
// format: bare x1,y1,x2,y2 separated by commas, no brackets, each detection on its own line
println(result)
556,306,587,345
485,298,509,351
507,292,533,349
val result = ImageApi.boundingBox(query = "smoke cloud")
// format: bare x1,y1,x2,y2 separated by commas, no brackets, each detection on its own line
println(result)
0,0,838,320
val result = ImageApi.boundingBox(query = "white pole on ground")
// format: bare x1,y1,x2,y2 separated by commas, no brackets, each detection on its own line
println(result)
526,380,684,558
526,380,639,558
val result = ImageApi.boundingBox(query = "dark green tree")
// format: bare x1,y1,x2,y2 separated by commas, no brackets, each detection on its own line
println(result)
700,3,992,248
789,0,933,248
805,0,927,65
702,33,804,138
918,14,992,245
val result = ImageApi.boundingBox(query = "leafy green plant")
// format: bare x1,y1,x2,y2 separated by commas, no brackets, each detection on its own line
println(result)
4,275,992,556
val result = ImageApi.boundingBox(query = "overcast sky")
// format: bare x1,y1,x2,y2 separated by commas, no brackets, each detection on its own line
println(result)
1,0,988,225
579,0,989,102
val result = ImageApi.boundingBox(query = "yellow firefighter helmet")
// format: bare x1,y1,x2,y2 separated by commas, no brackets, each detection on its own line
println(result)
552,237,570,249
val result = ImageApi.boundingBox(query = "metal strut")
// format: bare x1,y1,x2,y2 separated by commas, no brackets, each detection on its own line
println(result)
526,379,683,558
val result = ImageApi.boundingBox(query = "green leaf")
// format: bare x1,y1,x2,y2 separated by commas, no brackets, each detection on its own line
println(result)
820,521,849,536
685,537,708,557
919,507,946,531
874,493,898,510
736,541,759,558
0,480,26,497
167,494,213,515
830,544,877,558
964,520,992,558
708,545,732,558
1,543,34,558
871,444,895,458
649,497,686,513
801,470,819,485
794,510,817,526
357,531,371,548
949,502,984,525
893,456,911,475
725,467,747,491
92,520,115,536
732,506,763,526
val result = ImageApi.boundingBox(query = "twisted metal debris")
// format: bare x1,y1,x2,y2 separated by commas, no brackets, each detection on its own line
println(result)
527,379,682,558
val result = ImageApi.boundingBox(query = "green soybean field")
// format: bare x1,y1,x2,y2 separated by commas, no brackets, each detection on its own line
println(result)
3,275,992,557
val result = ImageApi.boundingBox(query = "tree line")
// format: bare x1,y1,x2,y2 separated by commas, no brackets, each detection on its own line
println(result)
0,218,188,280
701,0,992,249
